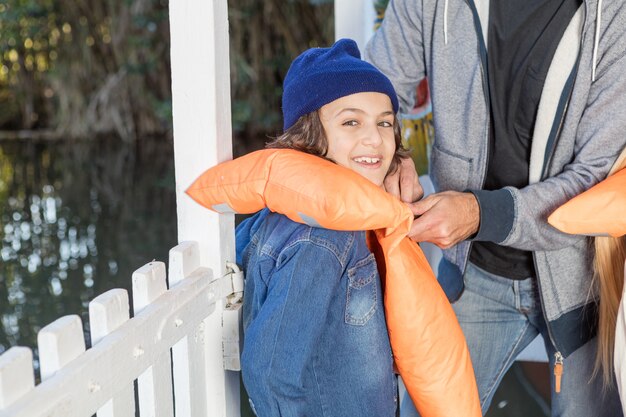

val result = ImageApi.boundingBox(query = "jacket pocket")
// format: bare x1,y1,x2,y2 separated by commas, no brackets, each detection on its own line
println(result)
430,144,473,192
345,253,378,326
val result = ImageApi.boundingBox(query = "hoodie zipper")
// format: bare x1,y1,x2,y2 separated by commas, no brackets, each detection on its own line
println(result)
554,351,564,393
531,8,587,394
461,0,586,394
532,252,565,394
460,0,491,277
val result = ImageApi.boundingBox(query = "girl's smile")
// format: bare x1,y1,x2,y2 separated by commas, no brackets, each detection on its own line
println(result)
319,92,396,187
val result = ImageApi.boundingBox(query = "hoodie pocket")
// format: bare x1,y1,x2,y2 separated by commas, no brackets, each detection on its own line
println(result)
345,253,378,326
430,144,473,192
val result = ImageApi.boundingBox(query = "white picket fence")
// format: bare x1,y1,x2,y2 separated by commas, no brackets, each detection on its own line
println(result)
0,241,243,417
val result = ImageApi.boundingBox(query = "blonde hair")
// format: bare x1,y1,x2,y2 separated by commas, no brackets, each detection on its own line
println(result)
594,149,626,386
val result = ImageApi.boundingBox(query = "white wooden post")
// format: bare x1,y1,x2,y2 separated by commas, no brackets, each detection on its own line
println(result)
334,0,376,51
132,262,174,417
38,315,86,381
169,242,210,417
169,0,239,415
0,347,34,410
89,289,134,417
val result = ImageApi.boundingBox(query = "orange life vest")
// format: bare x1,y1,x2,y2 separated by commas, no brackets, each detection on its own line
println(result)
187,149,481,417
549,148,626,237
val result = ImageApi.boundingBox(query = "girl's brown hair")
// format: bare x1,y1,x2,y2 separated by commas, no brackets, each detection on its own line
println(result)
266,111,409,176
593,149,626,387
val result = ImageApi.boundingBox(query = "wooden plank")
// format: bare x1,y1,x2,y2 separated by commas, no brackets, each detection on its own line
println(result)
170,242,208,417
38,315,86,381
168,241,201,287
89,289,135,417
132,262,173,417
0,347,34,409
169,0,239,415
0,267,221,417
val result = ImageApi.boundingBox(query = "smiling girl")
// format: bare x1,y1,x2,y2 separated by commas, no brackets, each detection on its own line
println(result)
236,39,407,417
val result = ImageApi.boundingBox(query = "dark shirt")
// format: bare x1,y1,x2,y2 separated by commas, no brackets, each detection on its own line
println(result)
470,0,582,279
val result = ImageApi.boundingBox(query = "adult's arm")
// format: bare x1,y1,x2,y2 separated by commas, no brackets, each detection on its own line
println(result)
410,3,626,251
364,0,426,113
479,17,626,251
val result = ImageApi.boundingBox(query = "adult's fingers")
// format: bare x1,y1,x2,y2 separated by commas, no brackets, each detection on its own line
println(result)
383,169,401,199
398,157,424,203
408,194,439,216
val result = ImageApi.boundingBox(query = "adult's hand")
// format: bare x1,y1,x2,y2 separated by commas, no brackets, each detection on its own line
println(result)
408,191,480,249
383,156,424,203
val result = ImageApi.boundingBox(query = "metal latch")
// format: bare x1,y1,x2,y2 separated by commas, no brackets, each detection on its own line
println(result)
224,261,244,310
223,262,244,371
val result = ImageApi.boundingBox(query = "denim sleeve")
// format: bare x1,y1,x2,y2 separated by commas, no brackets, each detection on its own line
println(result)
235,209,270,265
256,241,344,416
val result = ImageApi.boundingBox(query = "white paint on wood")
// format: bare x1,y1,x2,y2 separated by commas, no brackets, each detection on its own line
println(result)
89,289,134,417
169,0,239,414
132,262,173,417
133,262,168,313
334,0,376,52
169,241,201,287
170,0,235,277
0,347,34,409
38,315,86,381
170,242,210,417
172,324,213,417
0,267,217,417
222,307,242,372
90,289,130,344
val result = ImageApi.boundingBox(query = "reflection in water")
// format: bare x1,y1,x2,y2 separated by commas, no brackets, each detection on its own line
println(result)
0,139,177,371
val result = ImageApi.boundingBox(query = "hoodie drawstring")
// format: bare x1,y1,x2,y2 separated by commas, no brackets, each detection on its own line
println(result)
444,0,449,45
443,0,599,79
592,0,602,81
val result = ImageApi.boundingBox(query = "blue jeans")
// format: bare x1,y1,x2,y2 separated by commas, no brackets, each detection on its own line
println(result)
401,263,622,417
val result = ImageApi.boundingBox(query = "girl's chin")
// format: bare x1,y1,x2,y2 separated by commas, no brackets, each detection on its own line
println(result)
358,172,386,188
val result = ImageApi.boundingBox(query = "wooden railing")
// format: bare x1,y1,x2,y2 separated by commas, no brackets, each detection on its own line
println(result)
0,241,243,417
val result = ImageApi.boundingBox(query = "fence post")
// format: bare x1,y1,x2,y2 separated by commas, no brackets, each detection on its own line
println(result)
0,347,34,410
132,262,173,417
334,0,376,51
170,242,211,417
89,289,135,417
169,0,239,415
38,315,86,381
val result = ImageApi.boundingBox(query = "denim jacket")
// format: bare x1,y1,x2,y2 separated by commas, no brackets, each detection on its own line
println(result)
237,209,397,417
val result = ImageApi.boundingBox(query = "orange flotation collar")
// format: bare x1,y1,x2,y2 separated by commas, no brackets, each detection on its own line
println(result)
549,168,626,237
187,149,481,417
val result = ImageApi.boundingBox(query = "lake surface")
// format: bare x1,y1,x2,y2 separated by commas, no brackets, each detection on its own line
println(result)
0,138,177,372
0,138,547,416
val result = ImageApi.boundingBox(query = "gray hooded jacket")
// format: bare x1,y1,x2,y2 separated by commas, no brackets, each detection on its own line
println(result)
365,0,626,357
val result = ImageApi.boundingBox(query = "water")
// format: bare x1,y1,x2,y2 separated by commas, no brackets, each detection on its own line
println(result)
0,138,177,371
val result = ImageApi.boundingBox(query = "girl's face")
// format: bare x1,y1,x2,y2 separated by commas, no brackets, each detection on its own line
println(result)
319,92,396,187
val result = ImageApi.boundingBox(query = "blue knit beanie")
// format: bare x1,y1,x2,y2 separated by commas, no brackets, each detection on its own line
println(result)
282,38,399,131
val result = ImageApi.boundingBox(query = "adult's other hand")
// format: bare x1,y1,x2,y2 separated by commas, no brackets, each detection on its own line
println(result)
408,191,480,248
384,156,424,203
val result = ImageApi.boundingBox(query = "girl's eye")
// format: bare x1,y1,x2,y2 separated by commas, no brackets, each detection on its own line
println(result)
342,120,358,126
378,121,393,128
